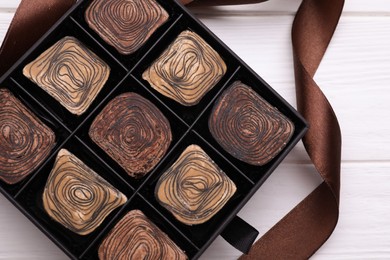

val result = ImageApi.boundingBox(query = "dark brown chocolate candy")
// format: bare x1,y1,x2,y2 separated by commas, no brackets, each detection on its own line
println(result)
85,0,169,55
143,30,227,106
155,145,236,225
43,149,127,235
0,89,56,185
209,81,294,166
23,36,110,115
89,92,172,178
99,210,187,260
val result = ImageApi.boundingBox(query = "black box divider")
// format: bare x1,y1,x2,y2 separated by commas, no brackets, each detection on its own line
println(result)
71,0,184,70
15,136,133,258
0,79,71,197
127,14,184,73
68,71,131,135
131,19,240,125
74,136,134,192
192,131,256,186
13,137,72,199
69,17,128,72
131,132,190,194
188,66,242,129
9,78,72,133
131,66,241,129
9,18,128,131
193,66,308,183
129,74,190,127
75,74,190,189
140,131,255,248
80,194,199,260
77,197,137,259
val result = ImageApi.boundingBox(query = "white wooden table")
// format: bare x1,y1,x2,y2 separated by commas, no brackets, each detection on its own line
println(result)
1,0,390,259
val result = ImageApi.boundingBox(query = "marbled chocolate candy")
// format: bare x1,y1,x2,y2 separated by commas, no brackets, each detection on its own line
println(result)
85,0,169,55
209,81,294,166
89,93,172,178
143,30,227,106
23,36,110,115
155,145,236,225
0,89,55,185
99,210,187,260
43,149,127,235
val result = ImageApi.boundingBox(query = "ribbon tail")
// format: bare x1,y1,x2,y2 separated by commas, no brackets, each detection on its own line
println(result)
0,0,76,76
240,0,343,258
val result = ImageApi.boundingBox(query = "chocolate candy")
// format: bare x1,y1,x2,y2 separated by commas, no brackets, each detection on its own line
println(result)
89,92,172,178
23,36,110,115
43,149,127,235
99,210,187,260
0,89,55,185
155,145,236,225
209,81,294,166
143,30,227,106
85,0,169,55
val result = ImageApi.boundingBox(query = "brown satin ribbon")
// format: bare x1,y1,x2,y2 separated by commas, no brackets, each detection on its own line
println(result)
0,0,343,259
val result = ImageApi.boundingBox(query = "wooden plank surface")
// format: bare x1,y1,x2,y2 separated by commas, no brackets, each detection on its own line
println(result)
1,0,390,259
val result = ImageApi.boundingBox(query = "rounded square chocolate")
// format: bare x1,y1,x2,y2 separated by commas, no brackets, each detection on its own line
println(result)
85,0,169,55
99,210,187,259
155,144,236,225
209,81,294,166
143,30,227,106
0,89,56,185
89,92,172,178
43,149,127,235
23,36,110,115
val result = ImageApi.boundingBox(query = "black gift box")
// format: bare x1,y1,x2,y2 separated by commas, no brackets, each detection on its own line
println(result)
0,0,307,259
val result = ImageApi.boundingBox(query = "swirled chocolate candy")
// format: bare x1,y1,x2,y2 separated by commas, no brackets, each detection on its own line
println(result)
23,36,110,115
155,145,236,225
0,89,55,185
143,30,227,106
99,210,187,260
89,93,172,178
209,81,294,166
43,149,127,235
85,0,169,55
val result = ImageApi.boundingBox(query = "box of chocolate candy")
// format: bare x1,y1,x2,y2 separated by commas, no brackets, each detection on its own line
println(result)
0,0,307,259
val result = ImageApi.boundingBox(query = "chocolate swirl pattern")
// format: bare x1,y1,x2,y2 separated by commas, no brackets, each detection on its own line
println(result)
155,145,236,225
89,92,172,178
0,89,55,185
99,210,187,260
43,149,127,235
23,36,110,115
143,30,227,106
209,81,294,166
85,0,169,55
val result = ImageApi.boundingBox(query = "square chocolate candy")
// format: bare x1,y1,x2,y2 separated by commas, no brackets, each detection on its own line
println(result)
143,30,227,106
85,0,169,55
0,89,56,185
23,36,110,115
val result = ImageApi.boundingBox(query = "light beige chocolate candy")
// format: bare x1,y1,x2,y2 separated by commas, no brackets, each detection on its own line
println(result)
43,149,127,235
143,30,227,106
155,145,236,225
99,210,187,260
23,36,110,115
